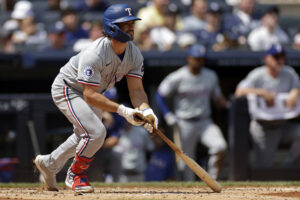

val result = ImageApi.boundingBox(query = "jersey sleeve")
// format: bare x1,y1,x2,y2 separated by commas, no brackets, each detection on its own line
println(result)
127,46,144,79
77,50,102,87
237,69,259,89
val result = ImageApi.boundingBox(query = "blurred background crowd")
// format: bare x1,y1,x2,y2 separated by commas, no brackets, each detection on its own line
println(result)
1,0,300,183
0,0,300,54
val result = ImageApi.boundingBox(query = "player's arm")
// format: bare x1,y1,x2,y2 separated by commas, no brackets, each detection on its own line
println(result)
216,95,228,109
155,92,177,126
126,75,158,133
82,84,143,126
83,84,119,112
126,75,149,108
286,88,300,108
235,87,275,106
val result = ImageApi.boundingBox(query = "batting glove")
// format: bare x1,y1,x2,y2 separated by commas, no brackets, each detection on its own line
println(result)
117,104,144,126
164,112,177,126
142,108,158,133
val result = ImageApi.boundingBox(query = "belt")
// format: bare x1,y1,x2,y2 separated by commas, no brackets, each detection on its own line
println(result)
184,116,204,121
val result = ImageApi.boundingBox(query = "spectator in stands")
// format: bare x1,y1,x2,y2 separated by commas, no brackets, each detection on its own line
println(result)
145,134,175,181
150,4,181,51
235,44,300,168
293,26,300,50
135,26,156,51
214,29,243,51
74,0,109,13
73,21,104,52
223,0,260,46
113,122,154,182
10,1,47,51
135,0,183,40
248,6,289,51
0,19,18,53
91,87,125,182
36,0,63,29
61,9,88,45
0,0,15,11
46,0,62,11
38,21,71,51
193,2,223,50
183,0,207,32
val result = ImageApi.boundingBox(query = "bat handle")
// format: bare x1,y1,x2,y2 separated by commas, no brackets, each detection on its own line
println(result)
133,112,146,123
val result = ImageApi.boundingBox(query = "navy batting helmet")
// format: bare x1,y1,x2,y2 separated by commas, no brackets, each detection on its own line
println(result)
187,44,206,58
103,4,140,43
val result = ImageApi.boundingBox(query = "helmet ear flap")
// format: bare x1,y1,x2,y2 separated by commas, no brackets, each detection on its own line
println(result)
104,21,131,42
105,21,118,37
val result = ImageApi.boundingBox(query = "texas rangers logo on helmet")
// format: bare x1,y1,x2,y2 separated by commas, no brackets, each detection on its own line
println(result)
125,8,132,16
84,66,94,79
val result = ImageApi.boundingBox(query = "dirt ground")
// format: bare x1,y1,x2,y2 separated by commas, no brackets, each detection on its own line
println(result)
0,185,299,200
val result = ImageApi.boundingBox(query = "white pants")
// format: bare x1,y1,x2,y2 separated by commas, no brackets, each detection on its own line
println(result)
178,118,227,180
250,120,300,168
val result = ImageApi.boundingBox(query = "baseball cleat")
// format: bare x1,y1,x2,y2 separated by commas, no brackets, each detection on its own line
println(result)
34,155,58,191
65,167,94,193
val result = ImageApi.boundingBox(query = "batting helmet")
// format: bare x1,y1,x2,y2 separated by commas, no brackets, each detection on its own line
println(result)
103,4,141,43
187,44,206,58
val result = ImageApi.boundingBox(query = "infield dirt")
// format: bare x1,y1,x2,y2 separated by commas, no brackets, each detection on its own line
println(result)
0,185,299,200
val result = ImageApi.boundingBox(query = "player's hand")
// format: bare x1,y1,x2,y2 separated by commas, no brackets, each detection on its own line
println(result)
164,112,177,126
285,91,299,108
141,108,158,133
261,90,275,107
117,104,144,126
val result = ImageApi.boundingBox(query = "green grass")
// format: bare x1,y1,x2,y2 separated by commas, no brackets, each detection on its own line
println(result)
0,181,300,188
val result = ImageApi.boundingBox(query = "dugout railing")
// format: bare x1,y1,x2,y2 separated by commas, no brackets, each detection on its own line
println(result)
228,96,300,180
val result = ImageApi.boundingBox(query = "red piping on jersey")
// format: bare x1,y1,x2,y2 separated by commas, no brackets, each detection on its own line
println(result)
126,74,142,79
77,80,100,87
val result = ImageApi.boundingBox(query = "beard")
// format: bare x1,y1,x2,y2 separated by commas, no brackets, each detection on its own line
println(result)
128,32,134,41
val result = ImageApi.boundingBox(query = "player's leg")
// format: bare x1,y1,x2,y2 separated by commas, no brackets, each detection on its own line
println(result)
281,122,300,166
62,87,106,193
200,119,227,180
250,120,281,168
177,119,199,181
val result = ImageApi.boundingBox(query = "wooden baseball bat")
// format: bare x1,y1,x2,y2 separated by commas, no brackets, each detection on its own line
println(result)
134,113,222,193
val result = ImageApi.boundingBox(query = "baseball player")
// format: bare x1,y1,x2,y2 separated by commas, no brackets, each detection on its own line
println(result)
34,4,158,193
156,44,227,180
235,44,300,168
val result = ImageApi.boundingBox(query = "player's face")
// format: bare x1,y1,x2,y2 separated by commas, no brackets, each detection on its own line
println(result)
265,54,285,75
118,20,135,41
187,56,205,74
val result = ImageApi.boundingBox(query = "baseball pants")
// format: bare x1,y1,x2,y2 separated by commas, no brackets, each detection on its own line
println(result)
42,75,107,174
178,118,227,181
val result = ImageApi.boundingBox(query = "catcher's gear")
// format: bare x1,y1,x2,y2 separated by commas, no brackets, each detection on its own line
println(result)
117,104,144,126
103,4,141,42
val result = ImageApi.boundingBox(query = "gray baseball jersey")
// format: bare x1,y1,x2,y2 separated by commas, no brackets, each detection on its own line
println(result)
158,66,223,119
237,65,300,168
42,37,144,174
237,65,300,92
158,66,227,180
59,37,144,93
